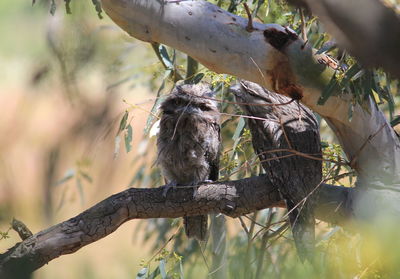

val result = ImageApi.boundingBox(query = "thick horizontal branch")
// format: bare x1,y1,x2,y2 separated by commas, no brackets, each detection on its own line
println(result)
0,176,351,278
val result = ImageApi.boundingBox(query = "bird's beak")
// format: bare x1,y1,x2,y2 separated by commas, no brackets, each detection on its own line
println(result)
229,83,245,100
178,105,202,115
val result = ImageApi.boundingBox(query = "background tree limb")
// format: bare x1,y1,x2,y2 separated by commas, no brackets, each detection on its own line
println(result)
288,0,400,78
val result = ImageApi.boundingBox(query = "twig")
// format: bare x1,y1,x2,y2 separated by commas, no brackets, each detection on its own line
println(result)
299,8,307,42
11,218,33,241
243,3,254,32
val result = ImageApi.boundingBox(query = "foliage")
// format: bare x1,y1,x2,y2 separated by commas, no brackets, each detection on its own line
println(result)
0,229,10,241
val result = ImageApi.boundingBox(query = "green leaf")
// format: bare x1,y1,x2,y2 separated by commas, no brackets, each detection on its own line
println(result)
79,171,93,184
124,124,133,153
232,118,245,141
348,103,354,122
159,259,167,279
117,111,129,136
144,71,170,134
341,63,363,86
318,75,339,105
55,168,76,186
148,267,160,279
50,0,56,15
385,75,395,121
391,115,400,127
361,71,373,102
320,141,329,148
159,45,173,69
316,41,337,54
313,33,326,49
190,73,205,84
136,267,148,279
230,118,246,160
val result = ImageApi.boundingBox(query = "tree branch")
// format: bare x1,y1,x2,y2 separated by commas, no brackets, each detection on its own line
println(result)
0,177,351,278
289,0,400,78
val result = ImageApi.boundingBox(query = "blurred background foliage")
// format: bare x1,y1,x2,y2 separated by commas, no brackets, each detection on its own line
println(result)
0,0,399,278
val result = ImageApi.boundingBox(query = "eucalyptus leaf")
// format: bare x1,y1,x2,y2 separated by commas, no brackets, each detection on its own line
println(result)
159,259,167,279
318,75,338,105
148,266,161,279
391,116,400,127
144,70,170,134
124,124,133,153
79,171,93,184
117,111,129,135
316,40,337,54
341,63,363,86
55,168,76,186
230,118,246,160
136,267,148,279
159,45,173,69
190,73,205,84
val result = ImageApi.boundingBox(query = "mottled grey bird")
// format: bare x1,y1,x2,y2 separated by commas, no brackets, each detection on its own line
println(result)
157,82,220,241
231,81,322,261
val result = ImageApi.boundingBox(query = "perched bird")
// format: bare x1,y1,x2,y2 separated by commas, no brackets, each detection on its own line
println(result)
230,81,322,261
157,82,221,241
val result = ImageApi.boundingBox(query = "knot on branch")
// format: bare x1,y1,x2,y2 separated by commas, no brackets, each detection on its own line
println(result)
263,27,298,50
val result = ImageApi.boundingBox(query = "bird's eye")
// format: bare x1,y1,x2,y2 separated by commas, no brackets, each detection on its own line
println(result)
199,104,210,111
163,109,173,114
174,99,182,106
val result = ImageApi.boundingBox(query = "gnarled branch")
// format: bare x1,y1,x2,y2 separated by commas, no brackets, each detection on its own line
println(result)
0,178,351,278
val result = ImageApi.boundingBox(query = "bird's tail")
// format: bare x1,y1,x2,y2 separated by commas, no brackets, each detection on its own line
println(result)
184,215,208,241
287,200,315,262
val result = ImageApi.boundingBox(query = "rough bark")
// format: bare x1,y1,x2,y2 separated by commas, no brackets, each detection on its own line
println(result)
0,178,351,278
101,0,400,218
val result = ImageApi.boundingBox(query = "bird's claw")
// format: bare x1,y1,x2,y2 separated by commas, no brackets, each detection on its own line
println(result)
161,182,176,197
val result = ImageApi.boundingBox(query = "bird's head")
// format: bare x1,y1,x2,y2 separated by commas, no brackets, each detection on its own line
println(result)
160,82,219,121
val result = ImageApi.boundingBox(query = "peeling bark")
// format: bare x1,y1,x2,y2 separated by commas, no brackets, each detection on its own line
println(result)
0,178,351,278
